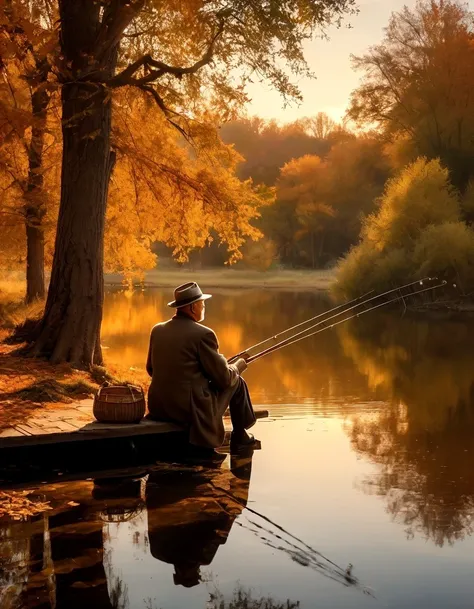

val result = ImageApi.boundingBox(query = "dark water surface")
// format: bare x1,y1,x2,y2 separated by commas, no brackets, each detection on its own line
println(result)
3,288,474,608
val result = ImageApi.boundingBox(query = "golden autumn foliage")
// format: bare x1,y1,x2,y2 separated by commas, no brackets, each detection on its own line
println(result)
108,93,271,281
0,84,272,284
335,158,474,297
362,158,460,252
261,137,390,268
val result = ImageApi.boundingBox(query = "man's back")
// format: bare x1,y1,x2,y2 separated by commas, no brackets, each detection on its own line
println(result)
146,314,236,446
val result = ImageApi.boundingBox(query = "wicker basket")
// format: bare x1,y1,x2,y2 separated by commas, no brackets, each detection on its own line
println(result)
93,383,146,424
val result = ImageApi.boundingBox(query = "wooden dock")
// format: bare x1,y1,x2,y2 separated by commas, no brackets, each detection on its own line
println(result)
0,399,269,449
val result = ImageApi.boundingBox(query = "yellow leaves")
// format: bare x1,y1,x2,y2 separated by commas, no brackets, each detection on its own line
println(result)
335,157,474,298
107,91,271,276
0,490,52,521
363,158,460,251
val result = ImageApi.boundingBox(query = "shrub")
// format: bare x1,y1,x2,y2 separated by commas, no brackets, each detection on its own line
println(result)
371,248,413,293
335,158,470,299
363,158,461,250
333,243,380,298
413,222,474,292
240,238,277,271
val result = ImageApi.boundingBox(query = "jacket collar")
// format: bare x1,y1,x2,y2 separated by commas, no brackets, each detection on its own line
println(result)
173,311,195,322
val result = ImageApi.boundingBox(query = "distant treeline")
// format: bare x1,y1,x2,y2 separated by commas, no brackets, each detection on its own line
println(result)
184,0,474,293
169,114,390,270
222,116,390,269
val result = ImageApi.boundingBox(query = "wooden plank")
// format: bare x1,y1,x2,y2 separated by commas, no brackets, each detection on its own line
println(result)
0,408,270,449
54,421,84,433
57,419,83,430
13,425,33,436
0,428,22,438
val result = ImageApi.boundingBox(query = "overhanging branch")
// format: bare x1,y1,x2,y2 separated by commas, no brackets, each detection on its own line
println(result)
138,84,191,142
108,18,225,88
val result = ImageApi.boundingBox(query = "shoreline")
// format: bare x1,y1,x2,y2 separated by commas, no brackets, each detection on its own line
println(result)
104,268,336,291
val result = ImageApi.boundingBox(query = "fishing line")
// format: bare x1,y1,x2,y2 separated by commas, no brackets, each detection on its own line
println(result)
247,280,447,363
227,289,374,363
228,277,437,364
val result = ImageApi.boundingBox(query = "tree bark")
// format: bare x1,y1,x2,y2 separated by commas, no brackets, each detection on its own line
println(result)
25,81,49,303
30,1,118,367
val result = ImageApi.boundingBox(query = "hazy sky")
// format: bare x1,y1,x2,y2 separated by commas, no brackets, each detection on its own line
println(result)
246,0,474,123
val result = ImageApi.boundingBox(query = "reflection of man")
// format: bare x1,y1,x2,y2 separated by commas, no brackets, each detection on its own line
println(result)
146,453,254,588
146,282,257,453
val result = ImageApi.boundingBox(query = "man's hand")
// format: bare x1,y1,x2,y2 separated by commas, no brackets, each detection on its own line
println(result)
233,357,248,374
227,351,250,365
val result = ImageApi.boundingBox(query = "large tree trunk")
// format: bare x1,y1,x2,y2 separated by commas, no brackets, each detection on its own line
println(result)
25,80,49,304
30,1,118,367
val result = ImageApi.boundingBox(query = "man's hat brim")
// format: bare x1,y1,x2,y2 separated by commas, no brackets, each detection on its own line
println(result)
167,293,212,308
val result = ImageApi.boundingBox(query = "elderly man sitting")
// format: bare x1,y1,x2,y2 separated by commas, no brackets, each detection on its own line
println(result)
146,282,256,453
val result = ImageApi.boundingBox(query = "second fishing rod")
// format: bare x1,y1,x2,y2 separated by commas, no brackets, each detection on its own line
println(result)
246,279,447,364
228,277,439,364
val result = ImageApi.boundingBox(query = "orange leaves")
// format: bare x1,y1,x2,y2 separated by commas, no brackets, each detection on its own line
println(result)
106,91,271,278
0,490,52,520
349,1,474,189
277,155,334,232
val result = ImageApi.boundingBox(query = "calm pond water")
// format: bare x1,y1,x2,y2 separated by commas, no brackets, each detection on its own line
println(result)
3,288,474,608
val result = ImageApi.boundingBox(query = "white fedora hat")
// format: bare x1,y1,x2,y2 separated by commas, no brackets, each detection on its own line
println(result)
167,282,212,308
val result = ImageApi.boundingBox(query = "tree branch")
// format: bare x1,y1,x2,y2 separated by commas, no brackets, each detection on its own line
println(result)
138,84,191,143
94,0,146,63
108,18,225,87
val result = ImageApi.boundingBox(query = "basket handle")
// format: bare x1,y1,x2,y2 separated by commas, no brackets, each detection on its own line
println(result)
96,381,110,402
95,382,143,404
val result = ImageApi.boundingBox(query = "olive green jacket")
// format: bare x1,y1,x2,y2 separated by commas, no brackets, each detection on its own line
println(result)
146,315,241,447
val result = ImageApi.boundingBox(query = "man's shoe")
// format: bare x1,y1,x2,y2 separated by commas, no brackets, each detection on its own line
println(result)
230,430,260,453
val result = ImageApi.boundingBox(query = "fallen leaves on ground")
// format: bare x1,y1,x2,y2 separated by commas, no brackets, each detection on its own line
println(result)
0,340,149,430
0,490,52,520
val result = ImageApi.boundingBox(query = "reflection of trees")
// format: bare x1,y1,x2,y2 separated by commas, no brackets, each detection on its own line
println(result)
208,587,300,609
340,313,474,546
102,289,378,406
0,476,147,609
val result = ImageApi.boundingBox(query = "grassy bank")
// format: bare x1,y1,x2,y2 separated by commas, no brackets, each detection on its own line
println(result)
105,268,336,290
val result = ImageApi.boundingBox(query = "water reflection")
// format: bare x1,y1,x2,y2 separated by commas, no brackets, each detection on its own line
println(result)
340,313,474,546
0,457,254,608
146,453,252,588
0,448,371,608
101,288,474,549
6,290,474,607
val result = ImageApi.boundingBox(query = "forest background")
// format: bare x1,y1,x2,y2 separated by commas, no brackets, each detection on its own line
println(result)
2,0,474,369
3,1,474,287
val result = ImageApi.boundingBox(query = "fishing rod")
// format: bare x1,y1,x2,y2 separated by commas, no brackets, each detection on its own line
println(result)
228,277,437,364
246,279,447,364
227,289,374,364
